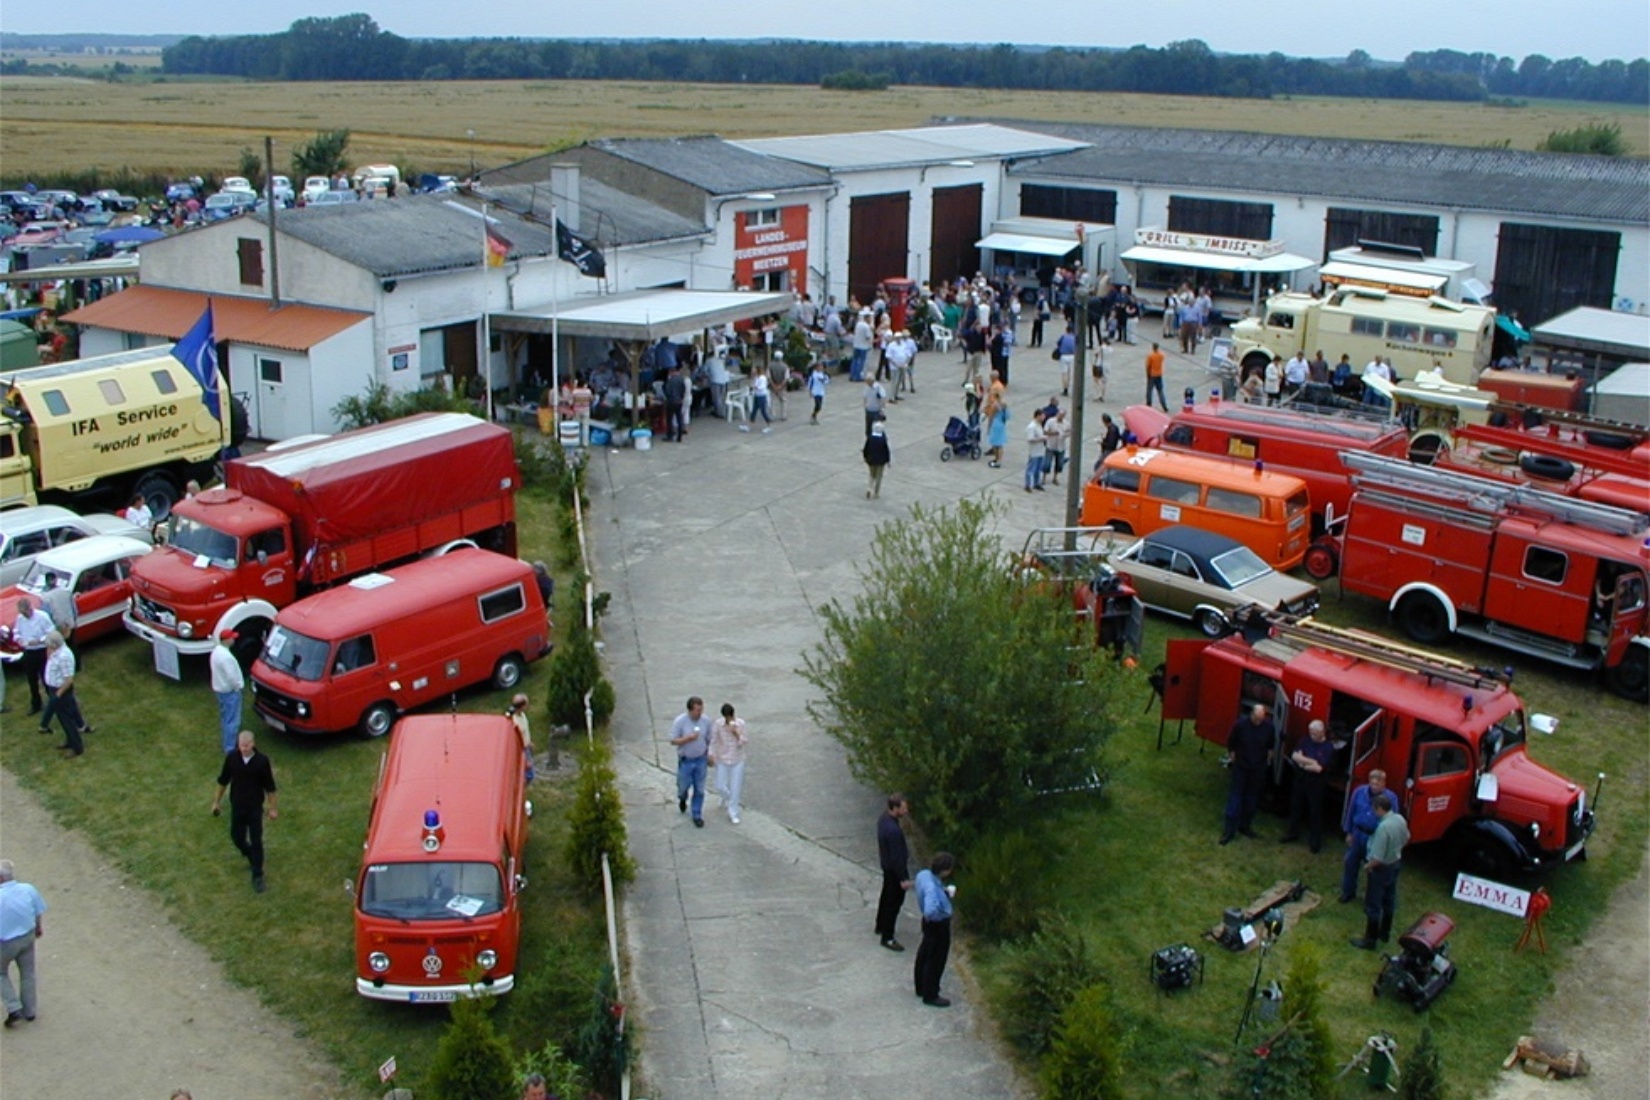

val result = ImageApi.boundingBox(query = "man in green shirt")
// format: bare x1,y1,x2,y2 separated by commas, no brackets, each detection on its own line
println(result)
1351,792,1410,950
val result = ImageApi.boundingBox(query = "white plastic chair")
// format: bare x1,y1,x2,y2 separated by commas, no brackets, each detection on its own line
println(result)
725,383,750,423
930,324,954,355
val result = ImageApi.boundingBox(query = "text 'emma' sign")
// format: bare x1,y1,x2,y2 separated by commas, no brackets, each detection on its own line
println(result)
1452,873,1531,917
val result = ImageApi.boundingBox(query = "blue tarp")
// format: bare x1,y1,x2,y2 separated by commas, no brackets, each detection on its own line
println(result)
1495,314,1532,343
94,226,164,245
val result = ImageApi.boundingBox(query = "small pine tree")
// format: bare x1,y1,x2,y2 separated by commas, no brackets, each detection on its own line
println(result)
565,739,636,892
998,915,1101,1055
1281,943,1336,1098
1039,983,1123,1100
1401,1025,1448,1100
424,994,517,1100
572,964,629,1097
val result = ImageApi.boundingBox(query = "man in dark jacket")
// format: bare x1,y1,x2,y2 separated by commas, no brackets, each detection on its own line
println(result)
663,366,689,442
1220,704,1275,845
863,420,892,499
874,794,911,950
212,730,279,892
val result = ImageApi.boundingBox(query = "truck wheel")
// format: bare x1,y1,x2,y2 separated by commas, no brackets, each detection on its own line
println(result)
1240,352,1271,382
133,471,181,522
1396,592,1450,645
1454,832,1512,880
360,702,397,739
1303,542,1339,581
1194,608,1228,638
230,619,270,672
1519,453,1575,482
492,653,526,690
1605,647,1650,702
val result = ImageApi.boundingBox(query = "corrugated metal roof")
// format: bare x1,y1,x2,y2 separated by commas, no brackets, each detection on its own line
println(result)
61,285,367,351
478,177,706,248
995,122,1649,224
734,123,1088,172
585,136,833,195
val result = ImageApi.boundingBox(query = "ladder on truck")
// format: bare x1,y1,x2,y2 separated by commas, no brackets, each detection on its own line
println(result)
1239,607,1509,692
1340,452,1650,537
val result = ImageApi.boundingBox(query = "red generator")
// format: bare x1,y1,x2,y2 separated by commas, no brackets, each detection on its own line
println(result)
1375,912,1458,1011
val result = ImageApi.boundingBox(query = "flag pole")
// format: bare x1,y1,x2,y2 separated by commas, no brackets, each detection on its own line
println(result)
551,203,561,425
481,202,494,423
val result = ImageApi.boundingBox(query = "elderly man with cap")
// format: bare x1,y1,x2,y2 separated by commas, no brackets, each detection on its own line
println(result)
887,328,918,401
849,309,875,382
210,628,246,755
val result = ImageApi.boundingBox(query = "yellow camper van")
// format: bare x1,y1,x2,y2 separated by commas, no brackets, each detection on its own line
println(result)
1,346,227,515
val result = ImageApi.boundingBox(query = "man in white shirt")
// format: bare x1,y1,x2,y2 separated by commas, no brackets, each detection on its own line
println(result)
13,598,54,716
1024,409,1049,493
887,330,918,400
1283,351,1310,399
210,629,246,755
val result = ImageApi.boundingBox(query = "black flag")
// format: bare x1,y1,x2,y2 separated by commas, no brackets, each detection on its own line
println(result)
556,219,606,278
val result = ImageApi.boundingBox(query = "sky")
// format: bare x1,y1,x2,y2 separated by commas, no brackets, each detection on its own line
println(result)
7,1,1649,64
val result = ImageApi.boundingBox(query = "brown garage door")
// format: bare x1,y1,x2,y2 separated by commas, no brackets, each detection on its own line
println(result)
1493,222,1621,326
930,184,983,285
849,192,910,305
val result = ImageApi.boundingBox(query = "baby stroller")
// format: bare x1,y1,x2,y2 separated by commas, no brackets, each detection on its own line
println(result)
940,414,982,461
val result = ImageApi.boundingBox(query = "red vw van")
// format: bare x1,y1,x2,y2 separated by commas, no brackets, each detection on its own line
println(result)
354,713,531,1002
250,549,550,737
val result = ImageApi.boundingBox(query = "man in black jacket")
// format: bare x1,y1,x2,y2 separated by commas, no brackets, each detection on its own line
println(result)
1220,704,1275,845
874,794,911,951
212,730,279,892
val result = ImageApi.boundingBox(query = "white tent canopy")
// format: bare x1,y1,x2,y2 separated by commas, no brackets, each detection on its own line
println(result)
1121,245,1315,275
492,288,793,341
976,232,1079,257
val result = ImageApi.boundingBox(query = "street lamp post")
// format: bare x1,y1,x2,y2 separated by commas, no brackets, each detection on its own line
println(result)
467,129,476,182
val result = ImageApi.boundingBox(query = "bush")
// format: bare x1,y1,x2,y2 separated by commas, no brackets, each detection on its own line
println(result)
564,739,636,893
996,915,1105,1056
424,994,517,1100
329,381,475,429
1281,943,1336,1097
821,69,890,91
513,1039,588,1100
1229,1028,1319,1100
1039,983,1124,1100
571,964,629,1098
802,498,1123,849
547,617,608,729
1538,122,1625,155
1401,1025,1448,1100
962,826,1059,942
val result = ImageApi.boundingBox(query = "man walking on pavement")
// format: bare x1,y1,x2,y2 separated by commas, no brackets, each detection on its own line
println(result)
874,794,912,951
1339,769,1388,903
863,376,888,438
913,852,956,1007
0,860,47,1028
669,696,712,828
1220,703,1274,844
41,632,90,758
212,730,279,892
210,629,246,755
1145,342,1169,412
1350,792,1409,950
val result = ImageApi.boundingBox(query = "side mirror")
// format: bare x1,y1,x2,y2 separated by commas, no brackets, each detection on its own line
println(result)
1475,773,1500,803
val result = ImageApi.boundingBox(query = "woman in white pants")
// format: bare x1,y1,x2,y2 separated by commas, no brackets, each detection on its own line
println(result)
709,703,749,825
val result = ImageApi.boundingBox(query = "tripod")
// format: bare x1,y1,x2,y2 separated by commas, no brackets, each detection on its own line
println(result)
1233,928,1282,1045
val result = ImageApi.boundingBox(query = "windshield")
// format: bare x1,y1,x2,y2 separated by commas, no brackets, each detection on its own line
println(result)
1209,546,1271,588
260,624,331,682
1482,708,1528,768
18,562,71,593
168,516,237,567
359,861,504,921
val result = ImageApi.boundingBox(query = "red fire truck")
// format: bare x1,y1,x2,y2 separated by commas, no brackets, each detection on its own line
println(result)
1317,453,1649,700
1157,609,1599,876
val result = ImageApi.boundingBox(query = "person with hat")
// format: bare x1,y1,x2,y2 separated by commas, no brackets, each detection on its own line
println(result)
887,329,918,401
850,310,874,382
210,628,246,755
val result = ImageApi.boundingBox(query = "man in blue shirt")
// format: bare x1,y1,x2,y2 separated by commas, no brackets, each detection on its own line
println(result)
912,852,956,1007
1280,720,1337,853
0,859,48,1027
1338,770,1388,903
669,697,711,828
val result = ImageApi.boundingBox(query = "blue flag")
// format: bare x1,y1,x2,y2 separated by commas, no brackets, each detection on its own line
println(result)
173,304,221,424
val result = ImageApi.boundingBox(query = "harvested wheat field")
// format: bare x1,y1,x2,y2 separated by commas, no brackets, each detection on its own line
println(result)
2,75,1644,181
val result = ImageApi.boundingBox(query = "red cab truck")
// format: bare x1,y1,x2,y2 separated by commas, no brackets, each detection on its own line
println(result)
124,413,518,670
355,713,530,1002
1158,609,1599,877
1325,453,1650,700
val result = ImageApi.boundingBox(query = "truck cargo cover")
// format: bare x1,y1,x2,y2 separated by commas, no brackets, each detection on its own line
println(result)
227,413,516,548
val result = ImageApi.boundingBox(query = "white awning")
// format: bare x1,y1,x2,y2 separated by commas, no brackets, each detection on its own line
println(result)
977,232,1079,257
491,289,793,340
1122,245,1316,275
0,256,140,283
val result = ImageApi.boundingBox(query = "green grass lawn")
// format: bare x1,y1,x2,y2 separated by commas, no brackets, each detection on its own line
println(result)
973,587,1647,1097
0,484,609,1096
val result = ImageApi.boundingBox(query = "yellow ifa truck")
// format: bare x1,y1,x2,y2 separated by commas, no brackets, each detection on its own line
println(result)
2,346,228,516
1231,286,1496,388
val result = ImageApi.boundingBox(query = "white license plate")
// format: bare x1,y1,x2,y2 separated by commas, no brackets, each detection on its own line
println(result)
263,716,286,731
408,990,456,1003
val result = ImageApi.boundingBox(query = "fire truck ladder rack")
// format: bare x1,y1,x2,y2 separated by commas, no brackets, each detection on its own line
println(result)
1492,401,1650,444
1459,404,1650,480
1341,452,1650,537
1246,608,1510,692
